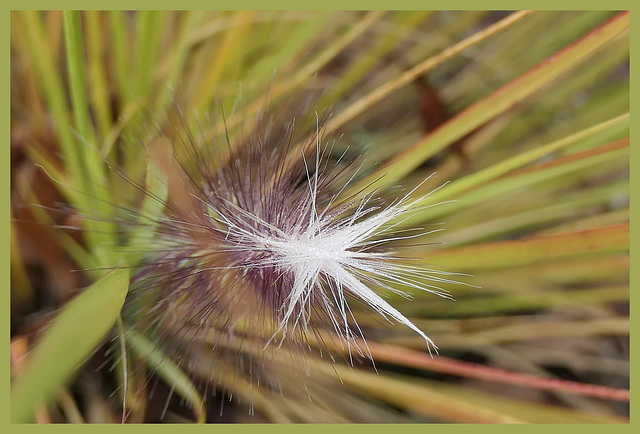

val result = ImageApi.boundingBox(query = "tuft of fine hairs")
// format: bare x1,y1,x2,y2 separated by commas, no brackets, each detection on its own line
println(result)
121,99,458,401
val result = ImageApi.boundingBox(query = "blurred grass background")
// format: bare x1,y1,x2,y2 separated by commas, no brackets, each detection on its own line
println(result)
10,11,629,423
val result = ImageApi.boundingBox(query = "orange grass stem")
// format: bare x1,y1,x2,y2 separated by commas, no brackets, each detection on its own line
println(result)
364,340,630,402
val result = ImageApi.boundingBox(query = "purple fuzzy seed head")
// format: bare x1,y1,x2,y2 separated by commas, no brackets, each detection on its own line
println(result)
126,105,456,367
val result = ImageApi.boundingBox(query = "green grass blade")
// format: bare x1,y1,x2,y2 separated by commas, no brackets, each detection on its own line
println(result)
124,138,171,264
19,12,82,200
196,10,387,150
127,331,206,423
63,11,94,143
408,134,628,226
16,183,96,274
425,223,628,270
63,11,116,265
435,178,628,246
135,11,166,102
352,12,629,193
420,114,627,208
427,380,627,423
109,11,131,107
318,362,527,423
86,11,113,141
325,11,533,137
153,12,204,117
193,11,256,113
317,11,433,109
243,12,327,88
408,286,629,318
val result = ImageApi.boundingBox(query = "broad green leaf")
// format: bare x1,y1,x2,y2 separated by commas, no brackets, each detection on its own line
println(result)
11,268,130,423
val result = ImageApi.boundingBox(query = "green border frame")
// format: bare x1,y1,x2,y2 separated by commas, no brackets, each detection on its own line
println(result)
4,2,635,432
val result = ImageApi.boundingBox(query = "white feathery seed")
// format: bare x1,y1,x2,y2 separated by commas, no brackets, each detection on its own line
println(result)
200,117,456,354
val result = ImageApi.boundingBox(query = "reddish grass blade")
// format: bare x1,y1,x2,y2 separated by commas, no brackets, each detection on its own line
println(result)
366,340,630,402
